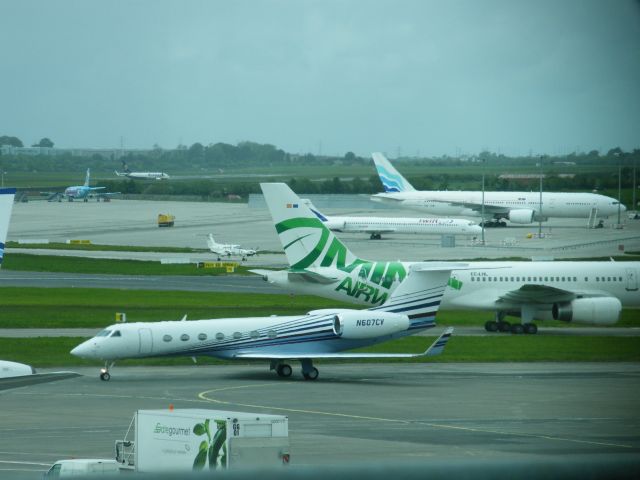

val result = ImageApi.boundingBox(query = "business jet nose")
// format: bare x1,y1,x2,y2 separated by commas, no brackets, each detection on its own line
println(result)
70,340,97,359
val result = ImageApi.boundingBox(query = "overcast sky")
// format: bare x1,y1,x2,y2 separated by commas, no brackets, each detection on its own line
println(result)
2,0,639,157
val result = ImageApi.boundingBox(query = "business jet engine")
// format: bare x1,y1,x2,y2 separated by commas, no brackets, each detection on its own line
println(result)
332,311,410,339
552,297,621,325
507,209,535,224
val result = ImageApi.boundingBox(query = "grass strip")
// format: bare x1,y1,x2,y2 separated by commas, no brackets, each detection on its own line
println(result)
1,254,257,276
0,287,352,328
6,241,203,253
2,335,638,368
0,287,638,328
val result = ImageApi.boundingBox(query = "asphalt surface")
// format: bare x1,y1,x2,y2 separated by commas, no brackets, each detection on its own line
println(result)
0,363,638,478
7,198,640,261
0,269,279,292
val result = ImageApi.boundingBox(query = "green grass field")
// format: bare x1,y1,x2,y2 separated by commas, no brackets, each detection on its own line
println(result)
1,287,638,328
2,335,638,368
6,241,205,253
1,253,259,276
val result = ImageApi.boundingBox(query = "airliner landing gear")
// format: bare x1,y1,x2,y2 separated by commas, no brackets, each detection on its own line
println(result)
99,362,114,381
484,312,511,333
369,233,382,240
485,312,538,334
301,359,319,381
481,220,507,228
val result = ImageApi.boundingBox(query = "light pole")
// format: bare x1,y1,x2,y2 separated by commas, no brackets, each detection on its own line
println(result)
618,166,622,226
481,174,485,245
538,156,543,238
633,158,637,214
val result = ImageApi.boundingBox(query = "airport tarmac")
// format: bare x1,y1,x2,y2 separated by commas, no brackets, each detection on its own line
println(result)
0,269,279,292
1,363,638,478
6,198,640,263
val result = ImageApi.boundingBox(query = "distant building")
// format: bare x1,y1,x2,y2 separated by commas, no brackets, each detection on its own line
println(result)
0,145,157,158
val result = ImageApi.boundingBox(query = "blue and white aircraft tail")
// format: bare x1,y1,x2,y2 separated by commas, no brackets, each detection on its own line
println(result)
0,188,16,266
372,152,416,193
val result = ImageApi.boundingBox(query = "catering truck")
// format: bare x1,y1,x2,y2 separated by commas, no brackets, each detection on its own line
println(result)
115,409,290,472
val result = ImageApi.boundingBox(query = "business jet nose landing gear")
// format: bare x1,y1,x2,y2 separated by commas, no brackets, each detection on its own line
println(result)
99,362,115,381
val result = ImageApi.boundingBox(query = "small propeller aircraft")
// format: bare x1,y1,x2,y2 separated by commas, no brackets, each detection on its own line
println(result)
206,234,257,261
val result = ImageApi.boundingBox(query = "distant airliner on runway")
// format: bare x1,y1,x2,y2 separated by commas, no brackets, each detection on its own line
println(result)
302,198,482,240
46,169,118,202
371,152,625,226
115,161,170,180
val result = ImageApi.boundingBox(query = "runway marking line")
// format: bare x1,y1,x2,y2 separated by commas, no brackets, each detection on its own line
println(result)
198,384,634,450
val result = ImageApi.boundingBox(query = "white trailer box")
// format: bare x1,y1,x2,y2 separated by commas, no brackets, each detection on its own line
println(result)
116,409,289,473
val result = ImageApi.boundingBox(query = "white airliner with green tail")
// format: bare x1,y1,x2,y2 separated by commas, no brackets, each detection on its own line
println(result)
252,183,639,335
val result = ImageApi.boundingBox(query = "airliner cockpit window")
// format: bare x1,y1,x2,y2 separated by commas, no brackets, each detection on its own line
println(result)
96,330,111,337
111,331,121,337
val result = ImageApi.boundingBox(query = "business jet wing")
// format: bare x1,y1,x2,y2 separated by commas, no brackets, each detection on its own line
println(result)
497,284,577,305
234,327,453,359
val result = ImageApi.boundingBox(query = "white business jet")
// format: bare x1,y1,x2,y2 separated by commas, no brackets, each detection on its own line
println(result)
71,264,457,381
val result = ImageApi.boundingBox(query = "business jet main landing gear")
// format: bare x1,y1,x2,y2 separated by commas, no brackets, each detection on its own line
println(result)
276,364,292,378
99,361,115,381
271,359,319,380
301,359,319,381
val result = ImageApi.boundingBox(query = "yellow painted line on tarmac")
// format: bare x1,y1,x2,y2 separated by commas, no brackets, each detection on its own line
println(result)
198,384,634,450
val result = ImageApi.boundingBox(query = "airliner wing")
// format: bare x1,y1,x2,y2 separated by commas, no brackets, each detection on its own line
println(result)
497,284,576,305
370,194,405,203
89,187,107,191
438,200,510,215
234,327,453,360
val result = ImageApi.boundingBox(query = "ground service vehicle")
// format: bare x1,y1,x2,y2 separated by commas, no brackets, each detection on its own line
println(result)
43,459,120,477
157,213,175,227
115,409,290,472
